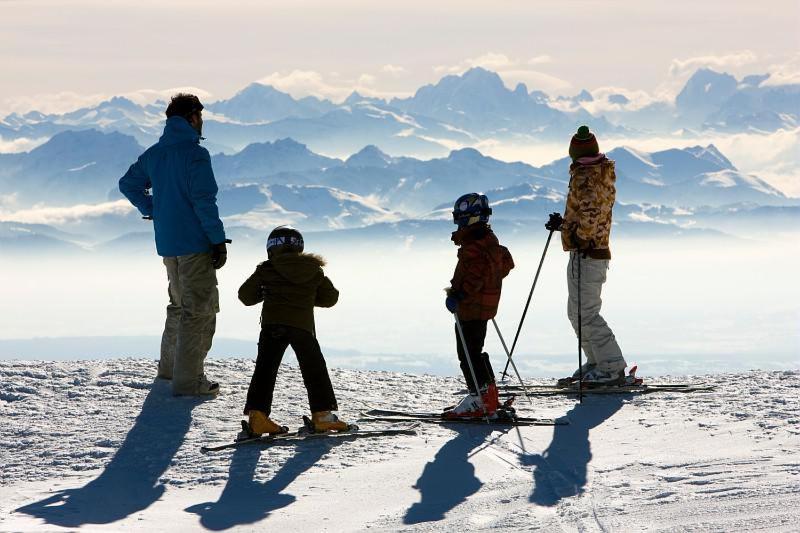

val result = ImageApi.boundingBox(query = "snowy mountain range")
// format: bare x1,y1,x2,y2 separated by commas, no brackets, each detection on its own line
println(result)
0,127,796,254
2,67,797,157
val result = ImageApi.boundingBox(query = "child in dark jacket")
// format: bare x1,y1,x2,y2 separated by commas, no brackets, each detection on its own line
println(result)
445,193,514,418
238,226,348,435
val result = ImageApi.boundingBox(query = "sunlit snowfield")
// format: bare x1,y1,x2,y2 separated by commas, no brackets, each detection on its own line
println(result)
1,232,797,377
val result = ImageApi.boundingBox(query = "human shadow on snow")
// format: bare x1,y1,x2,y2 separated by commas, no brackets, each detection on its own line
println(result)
403,424,499,524
185,435,343,530
16,379,199,527
525,396,625,506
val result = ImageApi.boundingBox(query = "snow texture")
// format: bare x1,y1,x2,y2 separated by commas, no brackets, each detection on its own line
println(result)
1,359,798,532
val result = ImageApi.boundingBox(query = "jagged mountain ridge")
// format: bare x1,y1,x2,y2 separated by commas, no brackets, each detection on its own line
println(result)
2,67,797,157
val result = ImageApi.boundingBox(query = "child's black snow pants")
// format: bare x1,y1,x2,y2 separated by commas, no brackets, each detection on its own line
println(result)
244,324,338,416
454,319,496,394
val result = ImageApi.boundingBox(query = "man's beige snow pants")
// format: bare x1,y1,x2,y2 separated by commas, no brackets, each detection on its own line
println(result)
158,252,219,395
567,252,626,373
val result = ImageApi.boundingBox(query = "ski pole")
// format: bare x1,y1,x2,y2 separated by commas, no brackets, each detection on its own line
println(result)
500,229,554,381
491,318,533,404
453,313,491,424
577,251,583,404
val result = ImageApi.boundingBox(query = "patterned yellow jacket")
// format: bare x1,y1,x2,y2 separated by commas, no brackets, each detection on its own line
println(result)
561,154,616,259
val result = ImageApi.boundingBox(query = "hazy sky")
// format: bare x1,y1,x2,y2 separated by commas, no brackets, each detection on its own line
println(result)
1,0,798,113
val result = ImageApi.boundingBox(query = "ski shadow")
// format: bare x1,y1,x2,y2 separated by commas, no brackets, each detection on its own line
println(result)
185,437,341,530
403,424,499,525
16,379,200,527
525,396,625,506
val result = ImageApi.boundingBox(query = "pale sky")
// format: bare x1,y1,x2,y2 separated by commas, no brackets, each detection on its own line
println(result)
1,0,799,114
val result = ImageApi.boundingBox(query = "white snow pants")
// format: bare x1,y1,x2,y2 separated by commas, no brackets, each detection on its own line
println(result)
567,251,626,373
159,253,219,395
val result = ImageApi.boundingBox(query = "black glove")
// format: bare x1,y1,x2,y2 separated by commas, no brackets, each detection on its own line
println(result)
545,212,563,232
211,239,232,269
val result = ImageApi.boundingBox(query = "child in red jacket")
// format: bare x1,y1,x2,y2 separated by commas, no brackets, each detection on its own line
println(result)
445,193,514,418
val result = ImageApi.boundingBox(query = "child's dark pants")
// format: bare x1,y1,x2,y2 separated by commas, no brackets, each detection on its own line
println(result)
245,324,338,415
455,319,496,394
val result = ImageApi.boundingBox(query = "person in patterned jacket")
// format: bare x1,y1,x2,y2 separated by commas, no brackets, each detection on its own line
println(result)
444,193,515,417
546,125,628,385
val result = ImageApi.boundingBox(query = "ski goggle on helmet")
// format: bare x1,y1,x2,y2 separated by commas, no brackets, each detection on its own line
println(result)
266,225,304,256
452,193,492,228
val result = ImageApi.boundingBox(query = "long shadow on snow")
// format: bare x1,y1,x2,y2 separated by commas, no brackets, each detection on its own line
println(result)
525,396,625,506
185,436,342,530
404,424,499,524
16,379,199,526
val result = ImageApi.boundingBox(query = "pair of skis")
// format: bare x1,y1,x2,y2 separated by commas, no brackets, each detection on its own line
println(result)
460,366,715,396
200,418,420,454
495,382,716,396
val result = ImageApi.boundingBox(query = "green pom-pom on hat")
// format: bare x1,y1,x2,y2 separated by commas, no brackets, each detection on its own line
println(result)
575,125,592,139
569,125,599,161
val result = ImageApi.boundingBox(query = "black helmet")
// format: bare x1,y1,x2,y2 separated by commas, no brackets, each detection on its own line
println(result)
266,226,304,257
452,193,492,228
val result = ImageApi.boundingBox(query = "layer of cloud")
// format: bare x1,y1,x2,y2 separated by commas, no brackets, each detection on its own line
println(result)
762,53,800,87
585,86,667,114
0,136,49,154
668,51,759,79
0,200,134,225
0,92,108,118
381,64,406,75
120,87,214,106
0,87,214,119
256,70,409,102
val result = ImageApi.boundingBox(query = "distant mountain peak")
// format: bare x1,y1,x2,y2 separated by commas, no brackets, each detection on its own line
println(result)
344,91,365,105
100,96,139,110
676,68,738,111
684,144,735,170
235,82,284,97
345,145,393,168
447,147,484,161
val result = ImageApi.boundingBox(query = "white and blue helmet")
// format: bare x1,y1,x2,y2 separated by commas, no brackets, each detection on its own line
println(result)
267,226,304,257
452,193,492,228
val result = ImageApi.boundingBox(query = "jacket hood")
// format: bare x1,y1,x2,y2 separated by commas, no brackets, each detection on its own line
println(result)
451,223,494,246
268,252,326,284
159,116,201,146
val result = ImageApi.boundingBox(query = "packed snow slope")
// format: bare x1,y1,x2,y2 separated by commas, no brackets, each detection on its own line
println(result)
1,359,798,532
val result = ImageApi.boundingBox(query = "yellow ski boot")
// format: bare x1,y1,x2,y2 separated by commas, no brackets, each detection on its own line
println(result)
246,410,287,437
309,411,350,432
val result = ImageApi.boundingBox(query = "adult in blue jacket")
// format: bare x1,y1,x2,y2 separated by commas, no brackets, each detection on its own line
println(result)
119,93,227,396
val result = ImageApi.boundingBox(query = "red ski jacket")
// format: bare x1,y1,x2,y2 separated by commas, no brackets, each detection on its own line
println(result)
449,224,514,321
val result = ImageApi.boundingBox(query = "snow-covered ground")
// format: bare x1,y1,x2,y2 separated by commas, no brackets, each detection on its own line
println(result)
1,359,798,532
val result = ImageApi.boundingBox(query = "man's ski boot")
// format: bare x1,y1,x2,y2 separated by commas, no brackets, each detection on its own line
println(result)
556,363,596,388
303,411,352,433
239,410,289,439
198,374,221,396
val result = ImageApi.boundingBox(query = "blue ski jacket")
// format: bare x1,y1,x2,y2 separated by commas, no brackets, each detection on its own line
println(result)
119,116,226,257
